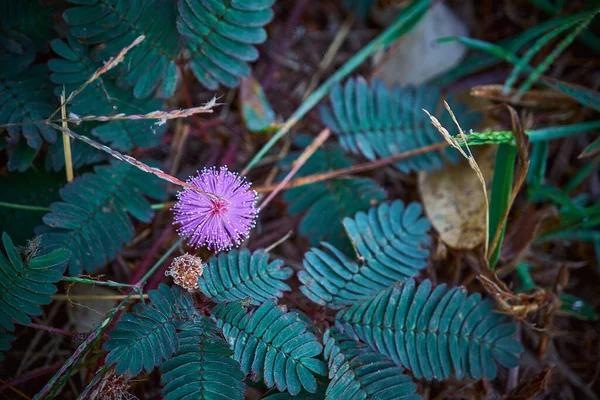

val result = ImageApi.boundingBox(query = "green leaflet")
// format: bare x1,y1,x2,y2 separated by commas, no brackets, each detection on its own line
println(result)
198,248,293,305
336,279,523,380
48,34,167,152
299,200,431,309
0,232,69,332
103,284,198,375
213,301,328,395
324,328,421,400
64,0,180,99
37,162,166,275
279,137,387,254
160,317,246,400
178,0,274,90
319,76,480,173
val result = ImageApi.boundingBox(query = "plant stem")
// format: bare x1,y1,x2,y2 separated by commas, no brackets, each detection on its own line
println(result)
62,276,137,289
0,202,50,212
254,141,447,193
242,0,433,174
25,323,78,337
60,91,74,183
259,128,331,209
136,237,184,287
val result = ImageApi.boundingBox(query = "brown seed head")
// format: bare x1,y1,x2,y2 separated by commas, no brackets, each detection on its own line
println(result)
165,253,204,292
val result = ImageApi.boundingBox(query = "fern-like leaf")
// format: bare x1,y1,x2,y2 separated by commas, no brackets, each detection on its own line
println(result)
0,233,69,331
160,317,245,400
0,65,56,150
37,162,166,275
279,137,387,253
336,279,523,380
213,301,328,395
319,76,479,173
299,200,431,309
198,249,293,305
177,0,274,90
0,0,55,53
48,35,167,153
63,0,180,98
104,284,198,375
324,328,421,400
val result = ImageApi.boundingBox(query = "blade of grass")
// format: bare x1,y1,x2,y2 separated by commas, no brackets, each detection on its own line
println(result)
242,0,433,174
527,141,549,188
516,14,596,99
433,11,596,85
488,144,517,269
504,17,585,94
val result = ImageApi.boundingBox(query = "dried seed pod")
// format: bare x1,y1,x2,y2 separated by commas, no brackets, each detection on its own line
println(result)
165,253,204,292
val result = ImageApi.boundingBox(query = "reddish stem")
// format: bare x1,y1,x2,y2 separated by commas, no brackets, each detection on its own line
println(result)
0,361,62,393
128,227,173,287
26,322,78,337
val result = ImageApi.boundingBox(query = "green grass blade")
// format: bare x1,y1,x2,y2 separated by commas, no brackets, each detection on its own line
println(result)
504,17,584,94
516,14,596,98
488,144,517,269
542,77,600,112
527,141,549,188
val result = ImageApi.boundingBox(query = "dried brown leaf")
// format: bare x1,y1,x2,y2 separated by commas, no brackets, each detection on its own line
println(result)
418,146,495,249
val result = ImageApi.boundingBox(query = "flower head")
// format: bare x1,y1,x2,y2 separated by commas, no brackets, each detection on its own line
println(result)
172,166,258,250
165,253,204,292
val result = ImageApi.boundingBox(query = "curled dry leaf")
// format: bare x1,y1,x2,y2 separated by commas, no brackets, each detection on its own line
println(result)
418,146,495,250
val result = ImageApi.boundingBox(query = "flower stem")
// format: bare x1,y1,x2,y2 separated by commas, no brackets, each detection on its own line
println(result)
0,201,51,212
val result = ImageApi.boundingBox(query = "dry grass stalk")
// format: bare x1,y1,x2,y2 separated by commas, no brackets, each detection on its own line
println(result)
422,101,490,256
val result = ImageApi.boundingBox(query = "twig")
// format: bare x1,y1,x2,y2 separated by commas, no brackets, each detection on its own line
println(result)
52,294,148,301
254,141,448,193
25,323,78,337
60,90,73,182
66,99,216,125
0,101,217,129
263,230,294,253
259,128,331,209
50,123,222,201
48,36,145,121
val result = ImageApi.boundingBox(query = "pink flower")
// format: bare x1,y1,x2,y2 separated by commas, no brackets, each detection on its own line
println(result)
172,166,258,251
